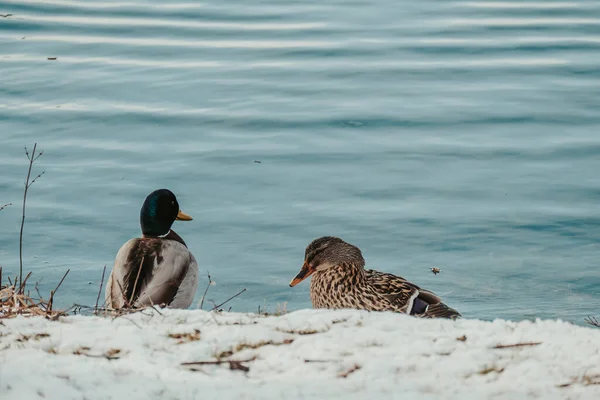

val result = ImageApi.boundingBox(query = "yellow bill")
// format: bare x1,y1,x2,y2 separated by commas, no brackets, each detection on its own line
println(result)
176,210,193,221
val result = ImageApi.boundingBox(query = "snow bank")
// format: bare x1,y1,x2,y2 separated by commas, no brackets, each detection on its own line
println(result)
1,309,599,400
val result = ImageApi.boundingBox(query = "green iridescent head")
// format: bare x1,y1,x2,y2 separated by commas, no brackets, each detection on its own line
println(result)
140,189,192,237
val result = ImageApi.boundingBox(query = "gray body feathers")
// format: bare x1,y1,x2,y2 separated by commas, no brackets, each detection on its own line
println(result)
106,235,198,309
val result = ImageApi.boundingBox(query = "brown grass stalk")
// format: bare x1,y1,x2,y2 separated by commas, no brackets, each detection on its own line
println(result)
210,288,247,311
199,271,213,310
19,143,45,292
94,266,107,314
182,357,256,372
493,342,541,349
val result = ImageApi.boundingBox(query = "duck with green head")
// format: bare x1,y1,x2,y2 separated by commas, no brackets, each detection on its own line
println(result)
106,189,198,309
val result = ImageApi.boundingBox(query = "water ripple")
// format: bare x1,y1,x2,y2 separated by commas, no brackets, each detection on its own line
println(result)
11,13,329,30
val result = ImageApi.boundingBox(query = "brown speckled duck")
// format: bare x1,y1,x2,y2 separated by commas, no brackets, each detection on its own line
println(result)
289,236,461,319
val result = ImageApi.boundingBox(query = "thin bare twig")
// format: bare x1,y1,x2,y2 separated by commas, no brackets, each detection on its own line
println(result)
149,304,163,316
210,288,247,311
47,291,55,313
44,269,70,315
52,269,70,297
29,171,45,186
94,266,107,315
338,364,361,378
493,342,541,349
34,281,46,303
199,271,212,310
181,357,256,372
18,271,32,293
0,203,11,212
19,143,45,293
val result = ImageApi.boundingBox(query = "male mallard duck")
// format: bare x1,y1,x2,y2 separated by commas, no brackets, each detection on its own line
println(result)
106,189,198,309
289,236,460,319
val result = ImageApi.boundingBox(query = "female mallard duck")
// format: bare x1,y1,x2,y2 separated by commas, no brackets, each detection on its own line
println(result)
289,236,460,319
106,189,198,309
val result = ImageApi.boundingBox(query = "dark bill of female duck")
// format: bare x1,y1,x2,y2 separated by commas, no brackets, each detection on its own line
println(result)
289,260,314,287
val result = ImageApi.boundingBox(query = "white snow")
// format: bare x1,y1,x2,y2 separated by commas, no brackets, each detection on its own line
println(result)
1,309,599,400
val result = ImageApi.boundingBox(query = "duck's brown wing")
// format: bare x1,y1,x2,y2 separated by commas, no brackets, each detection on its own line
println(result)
365,269,460,319
366,270,422,314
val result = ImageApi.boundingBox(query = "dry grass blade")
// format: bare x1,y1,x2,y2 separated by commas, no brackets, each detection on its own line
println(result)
181,357,256,372
72,346,124,360
210,288,247,311
18,271,32,294
34,281,46,303
168,329,201,344
47,269,70,313
493,342,541,349
199,271,212,310
558,373,600,388
338,364,361,378
94,266,107,314
584,316,599,328
54,270,71,296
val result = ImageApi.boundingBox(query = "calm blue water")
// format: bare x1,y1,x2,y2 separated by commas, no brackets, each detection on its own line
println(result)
1,0,599,324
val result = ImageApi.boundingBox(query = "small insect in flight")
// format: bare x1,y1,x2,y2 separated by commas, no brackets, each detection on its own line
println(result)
430,267,441,275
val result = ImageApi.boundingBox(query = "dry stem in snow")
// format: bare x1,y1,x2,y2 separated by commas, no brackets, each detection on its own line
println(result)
585,316,599,328
19,143,45,291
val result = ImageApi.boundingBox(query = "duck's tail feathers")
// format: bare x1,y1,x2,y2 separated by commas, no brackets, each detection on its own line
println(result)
422,303,461,319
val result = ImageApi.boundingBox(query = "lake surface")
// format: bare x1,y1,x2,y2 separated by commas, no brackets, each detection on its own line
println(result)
1,0,599,324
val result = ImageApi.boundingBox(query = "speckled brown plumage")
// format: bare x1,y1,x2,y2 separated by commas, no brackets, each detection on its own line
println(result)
290,236,461,319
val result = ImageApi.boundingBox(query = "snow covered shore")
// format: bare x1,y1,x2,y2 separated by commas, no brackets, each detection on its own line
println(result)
1,309,599,400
